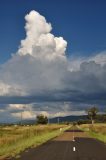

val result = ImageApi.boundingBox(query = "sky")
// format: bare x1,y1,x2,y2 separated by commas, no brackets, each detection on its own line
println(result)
0,0,106,122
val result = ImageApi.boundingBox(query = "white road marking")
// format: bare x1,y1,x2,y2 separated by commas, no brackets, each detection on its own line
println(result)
73,147,76,151
72,136,75,141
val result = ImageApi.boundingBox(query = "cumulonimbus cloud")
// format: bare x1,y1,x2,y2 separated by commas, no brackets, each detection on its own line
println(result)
18,10,67,59
0,10,106,118
0,10,68,97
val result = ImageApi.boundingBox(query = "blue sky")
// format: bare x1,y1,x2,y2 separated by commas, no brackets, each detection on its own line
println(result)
0,0,106,122
0,0,106,63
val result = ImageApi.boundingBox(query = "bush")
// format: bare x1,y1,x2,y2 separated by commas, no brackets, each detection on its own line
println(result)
77,119,91,125
36,114,48,124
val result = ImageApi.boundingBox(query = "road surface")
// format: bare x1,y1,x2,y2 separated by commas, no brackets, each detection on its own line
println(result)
10,126,106,160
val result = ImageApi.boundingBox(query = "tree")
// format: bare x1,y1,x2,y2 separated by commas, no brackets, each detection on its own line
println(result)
87,107,99,124
36,114,48,124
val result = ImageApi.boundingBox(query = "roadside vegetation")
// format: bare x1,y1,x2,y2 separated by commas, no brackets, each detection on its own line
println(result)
77,106,106,125
77,106,106,143
87,107,98,124
36,114,48,124
0,124,70,159
80,123,106,143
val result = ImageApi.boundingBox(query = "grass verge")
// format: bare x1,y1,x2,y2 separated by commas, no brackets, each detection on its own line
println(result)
89,130,106,143
79,123,106,143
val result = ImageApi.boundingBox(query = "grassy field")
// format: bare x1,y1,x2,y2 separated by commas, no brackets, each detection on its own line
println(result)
0,124,70,159
80,123,106,143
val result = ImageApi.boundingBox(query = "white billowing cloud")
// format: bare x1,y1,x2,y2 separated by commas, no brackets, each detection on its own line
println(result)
18,10,67,60
18,10,52,56
0,10,67,96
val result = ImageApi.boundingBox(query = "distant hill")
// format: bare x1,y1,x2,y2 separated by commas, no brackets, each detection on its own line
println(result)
16,115,88,125
49,115,88,123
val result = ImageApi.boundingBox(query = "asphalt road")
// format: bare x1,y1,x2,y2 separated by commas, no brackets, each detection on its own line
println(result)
10,126,106,160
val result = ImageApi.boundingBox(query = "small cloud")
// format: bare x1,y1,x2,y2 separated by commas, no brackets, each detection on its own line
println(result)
0,109,5,112
11,110,36,119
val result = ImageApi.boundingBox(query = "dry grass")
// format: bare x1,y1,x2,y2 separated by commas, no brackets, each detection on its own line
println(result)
0,125,65,146
80,123,106,134
0,124,69,159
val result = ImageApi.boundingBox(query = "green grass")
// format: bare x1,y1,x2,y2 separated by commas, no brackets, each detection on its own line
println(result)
89,130,106,143
0,124,70,159
80,123,106,143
